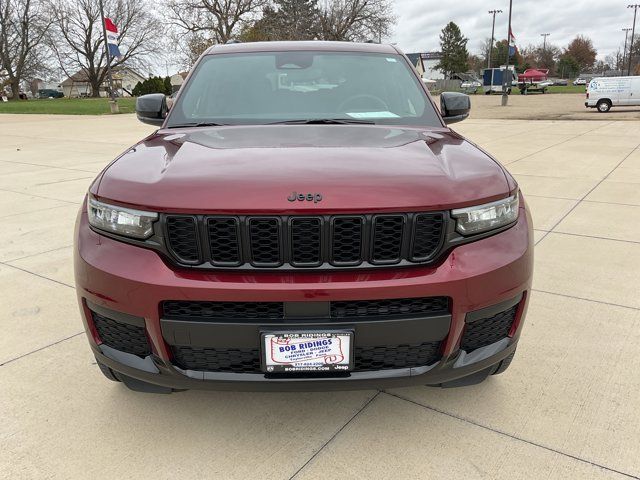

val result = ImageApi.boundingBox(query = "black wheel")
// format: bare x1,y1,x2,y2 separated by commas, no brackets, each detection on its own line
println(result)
596,99,611,113
492,350,516,375
96,360,120,382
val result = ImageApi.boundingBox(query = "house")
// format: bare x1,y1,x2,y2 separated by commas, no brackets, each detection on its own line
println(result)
170,72,188,93
61,66,146,97
405,52,445,80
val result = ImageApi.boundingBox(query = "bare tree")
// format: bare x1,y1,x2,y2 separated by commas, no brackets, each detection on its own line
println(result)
0,0,51,98
319,0,394,43
50,0,159,97
167,0,267,45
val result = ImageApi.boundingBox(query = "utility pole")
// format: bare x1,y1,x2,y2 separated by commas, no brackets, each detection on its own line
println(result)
622,27,632,74
487,10,502,68
629,4,640,76
540,33,550,52
501,0,513,106
99,0,118,113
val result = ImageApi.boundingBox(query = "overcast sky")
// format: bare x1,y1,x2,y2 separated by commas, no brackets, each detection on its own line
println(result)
391,0,637,59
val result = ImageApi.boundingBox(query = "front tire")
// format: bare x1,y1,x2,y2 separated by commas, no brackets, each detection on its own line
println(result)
596,99,611,113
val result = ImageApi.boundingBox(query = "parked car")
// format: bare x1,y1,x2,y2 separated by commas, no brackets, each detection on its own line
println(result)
552,79,568,86
76,41,533,393
460,79,482,94
573,78,587,86
585,76,640,112
38,89,64,99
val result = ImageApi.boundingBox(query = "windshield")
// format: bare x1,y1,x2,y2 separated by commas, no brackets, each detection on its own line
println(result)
166,51,441,127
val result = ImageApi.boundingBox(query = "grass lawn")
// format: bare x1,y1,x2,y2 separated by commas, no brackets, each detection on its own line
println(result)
0,97,137,115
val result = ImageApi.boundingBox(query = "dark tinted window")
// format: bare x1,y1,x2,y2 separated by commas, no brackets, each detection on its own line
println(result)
167,51,441,127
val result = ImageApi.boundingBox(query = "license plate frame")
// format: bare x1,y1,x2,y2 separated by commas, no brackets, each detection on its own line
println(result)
260,330,354,374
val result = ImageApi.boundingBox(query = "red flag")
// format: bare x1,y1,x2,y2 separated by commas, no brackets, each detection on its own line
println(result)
104,17,118,33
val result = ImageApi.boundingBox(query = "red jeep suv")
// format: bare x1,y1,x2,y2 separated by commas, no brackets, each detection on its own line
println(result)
74,41,533,393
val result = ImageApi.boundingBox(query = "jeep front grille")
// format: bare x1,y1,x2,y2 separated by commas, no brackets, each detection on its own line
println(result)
163,212,446,270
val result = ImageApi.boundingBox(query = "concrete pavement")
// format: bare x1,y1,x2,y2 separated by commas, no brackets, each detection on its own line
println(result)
1,113,639,479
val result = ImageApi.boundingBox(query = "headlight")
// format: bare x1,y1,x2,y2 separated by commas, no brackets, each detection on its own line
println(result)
452,194,519,235
87,197,158,239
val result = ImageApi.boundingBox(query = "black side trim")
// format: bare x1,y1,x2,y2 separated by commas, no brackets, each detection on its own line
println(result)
86,299,145,327
465,294,523,324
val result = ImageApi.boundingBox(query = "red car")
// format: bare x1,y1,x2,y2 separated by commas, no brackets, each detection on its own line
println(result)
74,41,533,393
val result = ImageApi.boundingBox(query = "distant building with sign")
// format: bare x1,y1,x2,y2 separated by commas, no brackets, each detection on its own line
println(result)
405,52,445,80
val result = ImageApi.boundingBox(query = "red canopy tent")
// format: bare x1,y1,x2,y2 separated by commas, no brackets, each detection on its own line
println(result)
518,69,549,83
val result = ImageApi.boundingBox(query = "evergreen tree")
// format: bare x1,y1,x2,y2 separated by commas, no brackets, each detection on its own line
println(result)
435,22,469,78
241,0,320,41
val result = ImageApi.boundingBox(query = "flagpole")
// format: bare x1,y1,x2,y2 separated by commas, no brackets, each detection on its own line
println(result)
99,0,118,113
501,0,513,106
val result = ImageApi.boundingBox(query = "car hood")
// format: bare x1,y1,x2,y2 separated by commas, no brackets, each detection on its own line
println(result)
96,125,510,213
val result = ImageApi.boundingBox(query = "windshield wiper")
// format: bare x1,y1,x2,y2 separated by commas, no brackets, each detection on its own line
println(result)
167,121,227,128
267,118,375,125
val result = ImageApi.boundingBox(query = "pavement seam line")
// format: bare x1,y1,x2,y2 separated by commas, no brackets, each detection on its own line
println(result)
382,391,640,480
35,176,94,186
0,261,75,289
507,121,616,165
288,391,381,479
531,288,640,311
0,158,107,174
4,244,74,262
0,332,84,367
536,139,640,245
0,186,80,204
549,230,640,246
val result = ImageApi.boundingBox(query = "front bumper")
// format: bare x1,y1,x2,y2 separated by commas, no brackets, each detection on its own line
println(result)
75,200,533,390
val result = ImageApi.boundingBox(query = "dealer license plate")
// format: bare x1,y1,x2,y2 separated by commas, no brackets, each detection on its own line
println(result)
261,331,353,373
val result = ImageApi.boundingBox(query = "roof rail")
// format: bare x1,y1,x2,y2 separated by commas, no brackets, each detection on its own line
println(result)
226,39,242,44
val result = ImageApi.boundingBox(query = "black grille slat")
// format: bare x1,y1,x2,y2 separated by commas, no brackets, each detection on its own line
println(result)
355,342,441,371
163,301,284,320
162,297,449,322
207,217,241,265
166,216,200,263
92,313,150,357
290,218,322,266
331,217,363,265
163,213,445,269
461,305,518,352
331,297,449,318
249,218,281,266
172,342,441,373
173,346,260,373
411,213,445,261
371,216,404,264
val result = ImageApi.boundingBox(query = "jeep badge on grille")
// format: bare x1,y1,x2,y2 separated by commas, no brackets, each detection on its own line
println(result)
288,192,323,204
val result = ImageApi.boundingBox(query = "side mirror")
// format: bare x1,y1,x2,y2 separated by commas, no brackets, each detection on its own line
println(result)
440,92,470,124
136,93,168,126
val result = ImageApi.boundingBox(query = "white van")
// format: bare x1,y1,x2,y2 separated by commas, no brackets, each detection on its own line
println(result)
585,76,640,112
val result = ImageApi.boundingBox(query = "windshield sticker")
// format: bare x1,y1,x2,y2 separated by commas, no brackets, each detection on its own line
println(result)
346,111,400,119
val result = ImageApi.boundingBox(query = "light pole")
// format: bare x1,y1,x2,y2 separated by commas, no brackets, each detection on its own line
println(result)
501,0,513,106
540,33,550,52
629,4,640,76
487,9,502,68
622,27,632,74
